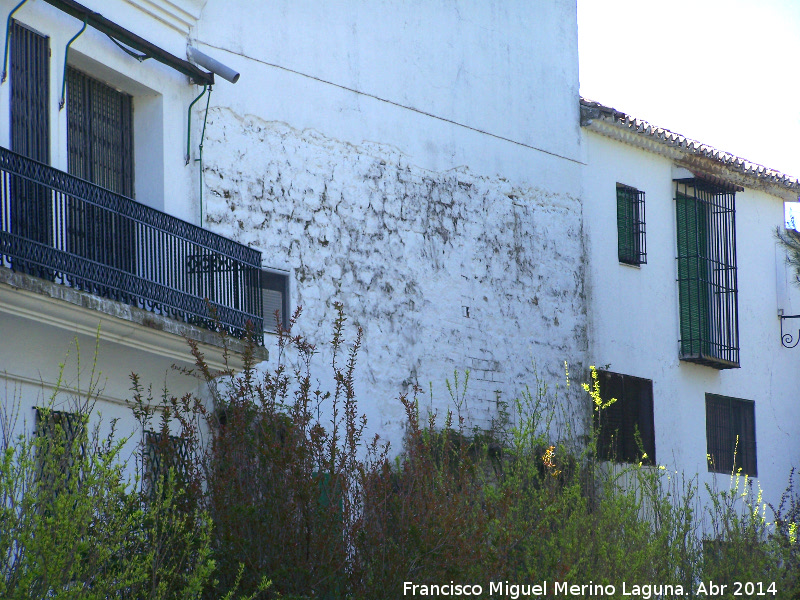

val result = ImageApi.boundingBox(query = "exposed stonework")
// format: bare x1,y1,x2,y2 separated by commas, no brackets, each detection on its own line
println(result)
202,107,586,447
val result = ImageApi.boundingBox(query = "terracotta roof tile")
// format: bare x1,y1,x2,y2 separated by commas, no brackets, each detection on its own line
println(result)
580,98,800,191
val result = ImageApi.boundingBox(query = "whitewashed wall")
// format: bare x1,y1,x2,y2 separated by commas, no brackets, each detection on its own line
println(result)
583,129,800,505
193,0,587,449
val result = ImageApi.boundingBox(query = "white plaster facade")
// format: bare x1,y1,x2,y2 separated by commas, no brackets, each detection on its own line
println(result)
582,103,800,505
192,0,587,446
0,0,587,461
0,0,249,450
0,0,796,509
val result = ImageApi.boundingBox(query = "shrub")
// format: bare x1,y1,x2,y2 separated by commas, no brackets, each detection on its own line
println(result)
0,341,215,599
131,308,800,598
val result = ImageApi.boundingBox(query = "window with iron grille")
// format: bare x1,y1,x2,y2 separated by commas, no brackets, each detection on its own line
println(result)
67,66,134,196
8,21,52,278
66,66,135,274
261,270,290,332
595,370,655,464
706,394,756,476
616,183,646,265
35,408,86,487
143,431,191,497
10,21,49,164
676,179,739,369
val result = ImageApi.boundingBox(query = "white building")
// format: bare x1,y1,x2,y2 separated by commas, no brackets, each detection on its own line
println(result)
0,0,796,505
195,0,587,444
582,98,800,503
0,0,265,453
1,0,588,458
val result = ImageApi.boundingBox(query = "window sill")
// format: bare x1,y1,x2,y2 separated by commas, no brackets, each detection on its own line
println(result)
679,353,739,370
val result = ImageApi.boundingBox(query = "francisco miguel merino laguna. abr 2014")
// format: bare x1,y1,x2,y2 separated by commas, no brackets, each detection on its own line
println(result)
403,580,689,599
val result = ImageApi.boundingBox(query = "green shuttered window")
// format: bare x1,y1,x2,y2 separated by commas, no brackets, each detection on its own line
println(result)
675,179,739,369
616,184,646,265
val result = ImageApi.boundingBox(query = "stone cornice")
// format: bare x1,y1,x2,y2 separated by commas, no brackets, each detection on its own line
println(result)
0,268,266,373
120,0,207,35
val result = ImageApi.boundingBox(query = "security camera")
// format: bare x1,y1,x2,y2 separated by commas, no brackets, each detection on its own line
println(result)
187,46,240,84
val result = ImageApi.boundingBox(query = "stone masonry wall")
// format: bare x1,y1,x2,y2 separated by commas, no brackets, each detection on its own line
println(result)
202,107,586,449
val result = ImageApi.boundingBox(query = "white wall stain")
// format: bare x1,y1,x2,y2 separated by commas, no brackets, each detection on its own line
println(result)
203,107,587,448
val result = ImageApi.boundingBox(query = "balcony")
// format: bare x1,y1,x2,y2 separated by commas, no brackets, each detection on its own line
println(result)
0,147,263,343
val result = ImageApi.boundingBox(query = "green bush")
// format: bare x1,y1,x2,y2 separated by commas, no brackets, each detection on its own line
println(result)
6,315,797,598
154,309,800,599
0,343,215,599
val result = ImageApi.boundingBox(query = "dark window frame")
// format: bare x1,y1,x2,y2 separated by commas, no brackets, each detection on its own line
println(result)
705,394,756,476
9,21,52,279
616,183,646,265
66,65,135,197
143,430,192,498
261,269,290,332
675,178,739,369
65,66,136,275
35,407,86,488
595,370,656,464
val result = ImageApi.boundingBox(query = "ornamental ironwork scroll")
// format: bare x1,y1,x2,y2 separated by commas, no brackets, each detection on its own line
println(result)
780,314,800,349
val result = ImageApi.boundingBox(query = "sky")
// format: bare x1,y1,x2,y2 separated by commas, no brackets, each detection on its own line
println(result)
578,0,800,178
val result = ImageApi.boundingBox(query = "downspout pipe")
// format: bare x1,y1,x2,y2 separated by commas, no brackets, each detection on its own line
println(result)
197,86,212,227
186,84,207,165
59,16,87,109
1,0,30,83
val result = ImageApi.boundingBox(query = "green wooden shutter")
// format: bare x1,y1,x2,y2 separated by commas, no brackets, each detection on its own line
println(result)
617,185,635,263
677,192,710,358
617,184,646,264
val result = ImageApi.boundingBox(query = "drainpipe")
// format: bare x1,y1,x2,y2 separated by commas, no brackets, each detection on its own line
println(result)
186,84,207,165
1,0,30,83
197,86,212,227
184,45,237,227
59,15,87,109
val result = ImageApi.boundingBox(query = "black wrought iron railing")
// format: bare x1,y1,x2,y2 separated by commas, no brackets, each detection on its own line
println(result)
0,147,263,341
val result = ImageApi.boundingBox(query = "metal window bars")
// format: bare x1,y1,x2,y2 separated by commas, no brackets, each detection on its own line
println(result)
705,394,756,476
0,146,264,342
35,407,86,487
616,183,646,265
676,178,739,369
143,430,192,498
66,66,134,199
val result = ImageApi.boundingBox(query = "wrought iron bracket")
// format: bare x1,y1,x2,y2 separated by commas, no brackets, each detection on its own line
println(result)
779,313,800,348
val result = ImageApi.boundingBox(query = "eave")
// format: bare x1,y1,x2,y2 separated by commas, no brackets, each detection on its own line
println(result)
581,98,800,202
43,0,214,85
